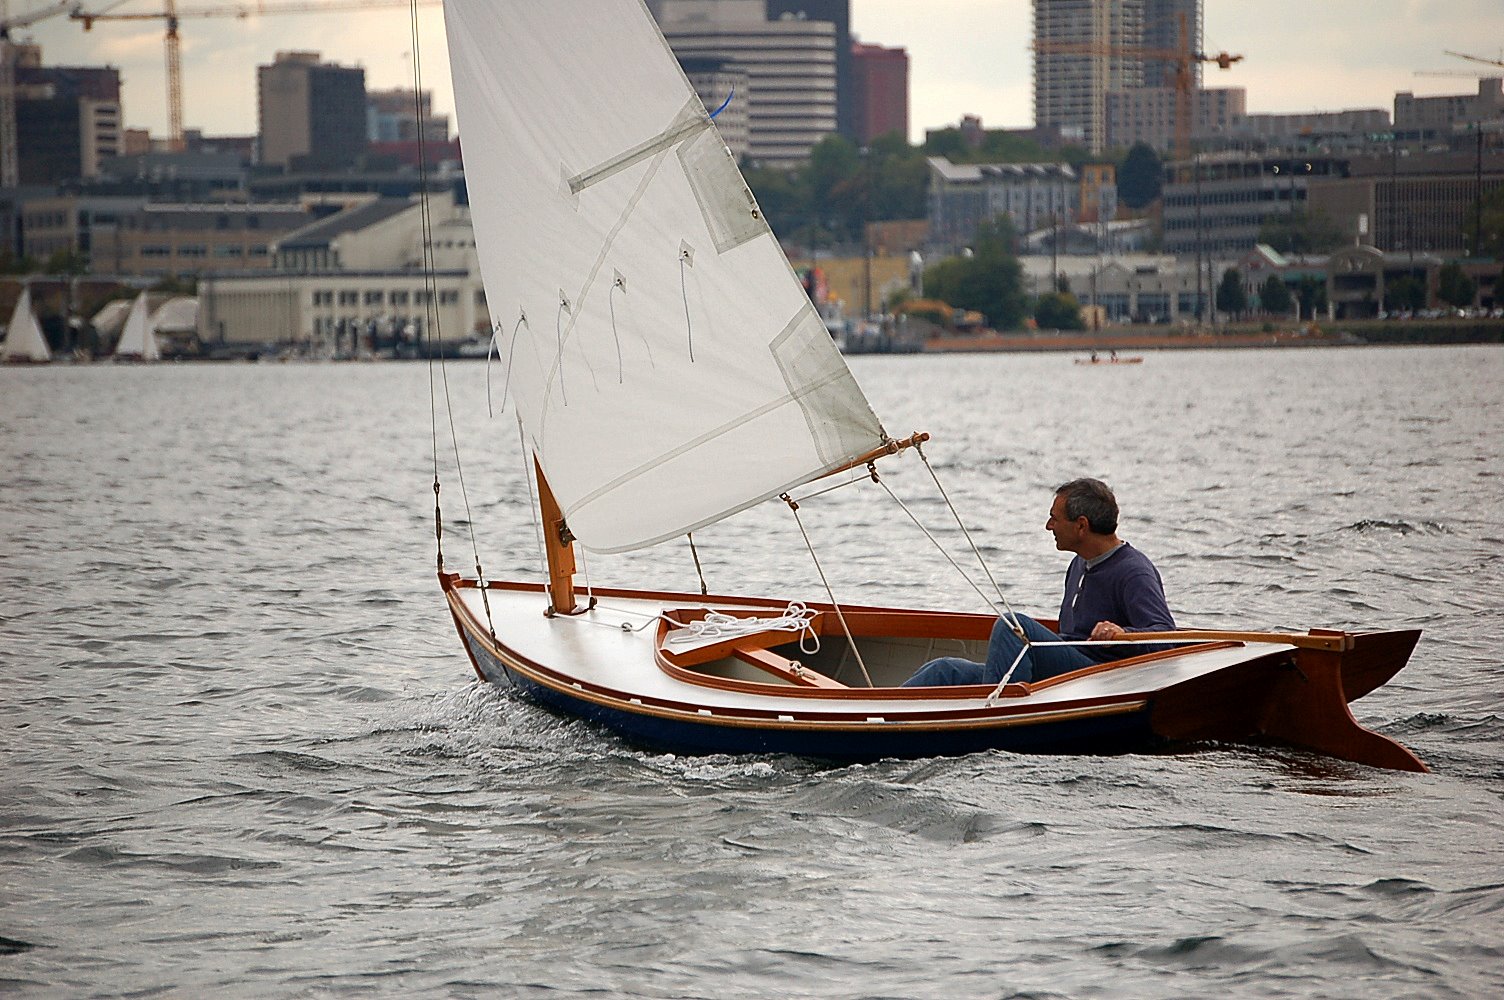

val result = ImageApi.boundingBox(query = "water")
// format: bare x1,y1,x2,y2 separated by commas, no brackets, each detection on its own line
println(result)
2,346,1501,998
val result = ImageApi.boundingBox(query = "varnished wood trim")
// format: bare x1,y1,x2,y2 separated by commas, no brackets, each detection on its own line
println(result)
1027,641,1243,690
732,647,849,689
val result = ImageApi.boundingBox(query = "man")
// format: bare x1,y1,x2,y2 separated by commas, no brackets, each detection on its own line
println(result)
902,477,1175,687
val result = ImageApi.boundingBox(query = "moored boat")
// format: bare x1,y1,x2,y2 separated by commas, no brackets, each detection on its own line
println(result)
2,287,52,364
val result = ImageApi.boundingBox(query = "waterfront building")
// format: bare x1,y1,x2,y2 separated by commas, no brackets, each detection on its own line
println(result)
114,202,313,279
927,156,1079,255
1306,150,1504,257
12,193,144,268
197,191,485,354
257,51,368,171
655,0,837,166
1020,252,1209,323
850,39,908,145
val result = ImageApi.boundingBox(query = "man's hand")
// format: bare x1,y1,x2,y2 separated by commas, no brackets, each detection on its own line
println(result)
1090,621,1126,641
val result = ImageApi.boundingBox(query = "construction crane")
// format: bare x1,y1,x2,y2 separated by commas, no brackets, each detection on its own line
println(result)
1033,11,1242,161
1445,49,1504,71
2,0,75,186
69,0,441,152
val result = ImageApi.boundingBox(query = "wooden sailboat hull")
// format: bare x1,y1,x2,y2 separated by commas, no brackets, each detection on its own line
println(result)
441,576,1426,771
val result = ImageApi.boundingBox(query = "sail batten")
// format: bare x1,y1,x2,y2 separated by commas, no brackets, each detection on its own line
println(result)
445,0,886,553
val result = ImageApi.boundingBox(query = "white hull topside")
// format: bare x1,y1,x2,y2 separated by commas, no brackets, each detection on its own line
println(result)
447,581,1295,720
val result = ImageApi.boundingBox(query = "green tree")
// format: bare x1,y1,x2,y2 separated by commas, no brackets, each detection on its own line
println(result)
44,248,89,275
1437,262,1477,309
1294,275,1328,318
741,161,807,237
922,218,1027,330
1034,292,1085,330
1477,186,1504,258
1259,275,1293,315
1117,142,1163,210
1386,275,1426,313
1215,268,1247,317
921,128,969,161
1257,209,1346,254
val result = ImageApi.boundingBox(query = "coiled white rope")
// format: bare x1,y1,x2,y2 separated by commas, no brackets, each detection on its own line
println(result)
663,603,821,656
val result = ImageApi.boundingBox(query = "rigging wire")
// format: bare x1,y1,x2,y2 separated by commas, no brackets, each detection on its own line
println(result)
410,0,495,636
781,493,874,687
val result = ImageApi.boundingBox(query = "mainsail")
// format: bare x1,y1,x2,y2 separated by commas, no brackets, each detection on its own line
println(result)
3,287,51,363
443,0,887,554
114,292,161,361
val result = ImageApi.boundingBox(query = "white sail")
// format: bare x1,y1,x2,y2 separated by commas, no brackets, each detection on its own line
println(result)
3,287,51,363
114,292,160,361
443,0,887,554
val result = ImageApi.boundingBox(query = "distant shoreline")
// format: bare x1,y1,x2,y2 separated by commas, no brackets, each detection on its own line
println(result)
919,321,1504,354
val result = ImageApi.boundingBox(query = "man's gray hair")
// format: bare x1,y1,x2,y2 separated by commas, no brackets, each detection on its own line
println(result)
1055,478,1118,535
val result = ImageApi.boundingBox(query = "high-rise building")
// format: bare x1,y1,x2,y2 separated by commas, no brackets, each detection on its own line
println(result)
678,56,752,160
257,51,367,170
766,0,853,141
367,89,450,144
851,40,908,145
1032,0,1145,154
1140,0,1200,88
9,45,122,184
655,0,837,167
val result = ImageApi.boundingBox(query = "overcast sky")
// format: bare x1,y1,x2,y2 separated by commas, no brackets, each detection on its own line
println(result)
14,0,1504,143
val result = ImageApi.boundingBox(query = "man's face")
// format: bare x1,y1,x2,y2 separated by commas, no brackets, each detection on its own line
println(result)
1046,493,1086,552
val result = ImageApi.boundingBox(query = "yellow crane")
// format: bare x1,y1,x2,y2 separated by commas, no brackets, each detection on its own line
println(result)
1445,49,1504,71
69,0,441,152
1033,11,1242,161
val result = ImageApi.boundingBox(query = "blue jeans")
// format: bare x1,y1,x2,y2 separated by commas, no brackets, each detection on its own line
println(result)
901,614,1094,687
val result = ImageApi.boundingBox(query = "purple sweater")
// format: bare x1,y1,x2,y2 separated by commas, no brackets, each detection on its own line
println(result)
1056,542,1175,663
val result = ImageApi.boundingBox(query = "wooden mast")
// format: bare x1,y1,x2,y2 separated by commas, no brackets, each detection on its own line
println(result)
533,457,578,615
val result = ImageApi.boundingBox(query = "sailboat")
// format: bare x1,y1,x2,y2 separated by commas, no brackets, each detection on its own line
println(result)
113,292,161,362
2,286,52,363
434,0,1426,772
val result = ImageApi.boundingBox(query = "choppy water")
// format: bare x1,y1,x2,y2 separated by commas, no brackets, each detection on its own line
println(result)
2,346,1502,998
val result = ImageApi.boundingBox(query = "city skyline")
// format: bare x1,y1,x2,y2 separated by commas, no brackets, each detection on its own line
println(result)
10,0,1504,145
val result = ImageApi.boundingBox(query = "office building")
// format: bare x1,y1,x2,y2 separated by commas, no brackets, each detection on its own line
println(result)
367,88,450,144
851,40,909,145
1033,0,1144,153
654,0,837,166
927,156,1079,254
1140,0,1201,88
9,45,122,184
257,51,367,171
1394,78,1504,134
766,0,853,141
1106,85,1244,152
